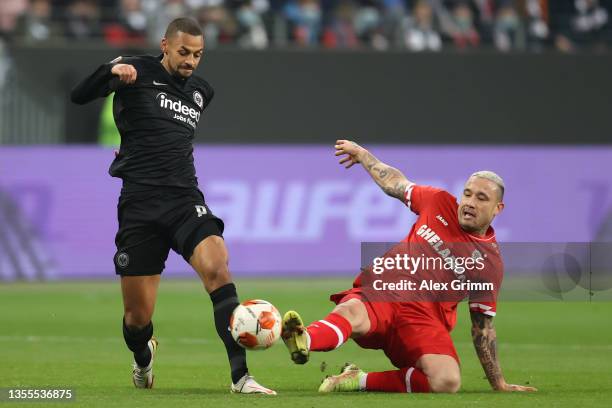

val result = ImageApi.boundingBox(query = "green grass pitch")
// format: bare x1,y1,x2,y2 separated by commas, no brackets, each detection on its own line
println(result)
1,278,611,407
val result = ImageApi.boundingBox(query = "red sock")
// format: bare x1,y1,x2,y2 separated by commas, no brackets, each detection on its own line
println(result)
365,367,431,393
306,312,352,351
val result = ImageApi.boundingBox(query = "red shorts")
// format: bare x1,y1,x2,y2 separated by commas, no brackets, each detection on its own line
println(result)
330,287,459,368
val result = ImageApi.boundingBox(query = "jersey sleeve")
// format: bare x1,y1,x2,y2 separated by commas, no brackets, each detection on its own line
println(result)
70,56,125,105
200,79,214,109
469,300,497,316
403,184,444,214
468,256,503,317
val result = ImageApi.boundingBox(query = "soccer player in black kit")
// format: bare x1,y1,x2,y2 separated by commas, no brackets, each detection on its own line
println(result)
70,17,275,395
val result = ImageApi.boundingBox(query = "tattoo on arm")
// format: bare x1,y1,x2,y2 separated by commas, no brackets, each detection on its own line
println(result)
471,311,505,390
359,151,410,201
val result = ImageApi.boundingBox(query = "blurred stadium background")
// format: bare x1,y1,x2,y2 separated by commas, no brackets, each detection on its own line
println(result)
0,1,611,406
1,0,612,281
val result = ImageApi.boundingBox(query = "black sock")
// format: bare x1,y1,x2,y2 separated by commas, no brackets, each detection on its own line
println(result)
122,318,153,367
210,283,248,384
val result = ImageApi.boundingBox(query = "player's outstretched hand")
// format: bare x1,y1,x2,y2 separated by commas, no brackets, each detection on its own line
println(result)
111,63,138,84
497,382,538,392
335,139,365,169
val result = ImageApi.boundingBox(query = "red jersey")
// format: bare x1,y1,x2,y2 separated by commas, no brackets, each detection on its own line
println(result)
349,184,503,331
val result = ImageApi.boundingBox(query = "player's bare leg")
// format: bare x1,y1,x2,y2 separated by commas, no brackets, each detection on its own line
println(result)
189,235,231,293
189,235,276,395
121,275,160,388
416,354,461,393
332,298,371,336
283,298,370,364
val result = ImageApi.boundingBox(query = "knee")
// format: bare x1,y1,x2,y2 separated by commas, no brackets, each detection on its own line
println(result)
195,237,229,277
429,371,461,393
333,300,368,333
124,309,152,329
192,236,231,290
200,256,229,283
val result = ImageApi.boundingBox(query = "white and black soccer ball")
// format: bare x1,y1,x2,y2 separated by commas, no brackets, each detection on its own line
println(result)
230,299,282,350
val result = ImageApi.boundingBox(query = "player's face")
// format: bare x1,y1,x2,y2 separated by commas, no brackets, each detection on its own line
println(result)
458,177,504,235
161,32,204,78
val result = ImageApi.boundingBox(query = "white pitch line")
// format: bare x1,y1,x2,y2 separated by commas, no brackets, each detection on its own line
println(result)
454,341,612,351
0,336,609,350
0,335,211,345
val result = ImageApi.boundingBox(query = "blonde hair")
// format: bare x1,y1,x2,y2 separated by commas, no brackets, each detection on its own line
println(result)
470,170,505,200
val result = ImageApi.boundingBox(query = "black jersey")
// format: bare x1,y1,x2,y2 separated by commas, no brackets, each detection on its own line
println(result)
71,55,214,190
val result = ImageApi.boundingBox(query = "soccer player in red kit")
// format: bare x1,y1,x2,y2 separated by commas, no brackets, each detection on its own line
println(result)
281,140,537,394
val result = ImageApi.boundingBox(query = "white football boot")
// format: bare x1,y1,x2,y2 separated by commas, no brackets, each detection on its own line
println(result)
318,363,366,393
132,337,158,389
231,374,277,395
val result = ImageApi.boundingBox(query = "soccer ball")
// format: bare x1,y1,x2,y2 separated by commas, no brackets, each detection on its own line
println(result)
230,299,282,350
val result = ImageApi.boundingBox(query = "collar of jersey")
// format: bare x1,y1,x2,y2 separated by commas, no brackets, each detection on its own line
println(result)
466,225,496,242
156,53,189,86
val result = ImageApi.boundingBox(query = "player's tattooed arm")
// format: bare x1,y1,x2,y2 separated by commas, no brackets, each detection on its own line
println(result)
470,311,504,389
360,151,410,200
470,311,537,392
334,140,411,201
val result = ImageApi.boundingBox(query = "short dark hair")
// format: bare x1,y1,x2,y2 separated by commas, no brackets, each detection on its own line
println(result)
164,17,202,39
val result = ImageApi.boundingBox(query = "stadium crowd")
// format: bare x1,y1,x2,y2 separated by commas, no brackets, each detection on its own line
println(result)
0,0,610,51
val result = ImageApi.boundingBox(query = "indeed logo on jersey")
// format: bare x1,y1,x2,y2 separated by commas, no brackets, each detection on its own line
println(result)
156,92,200,128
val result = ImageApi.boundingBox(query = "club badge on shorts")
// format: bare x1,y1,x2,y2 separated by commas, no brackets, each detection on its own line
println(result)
115,252,130,268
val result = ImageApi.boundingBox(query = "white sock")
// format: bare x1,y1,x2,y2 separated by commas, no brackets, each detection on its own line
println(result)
359,373,368,391
305,331,311,351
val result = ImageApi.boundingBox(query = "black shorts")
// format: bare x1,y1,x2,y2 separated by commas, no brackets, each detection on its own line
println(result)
113,188,224,276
